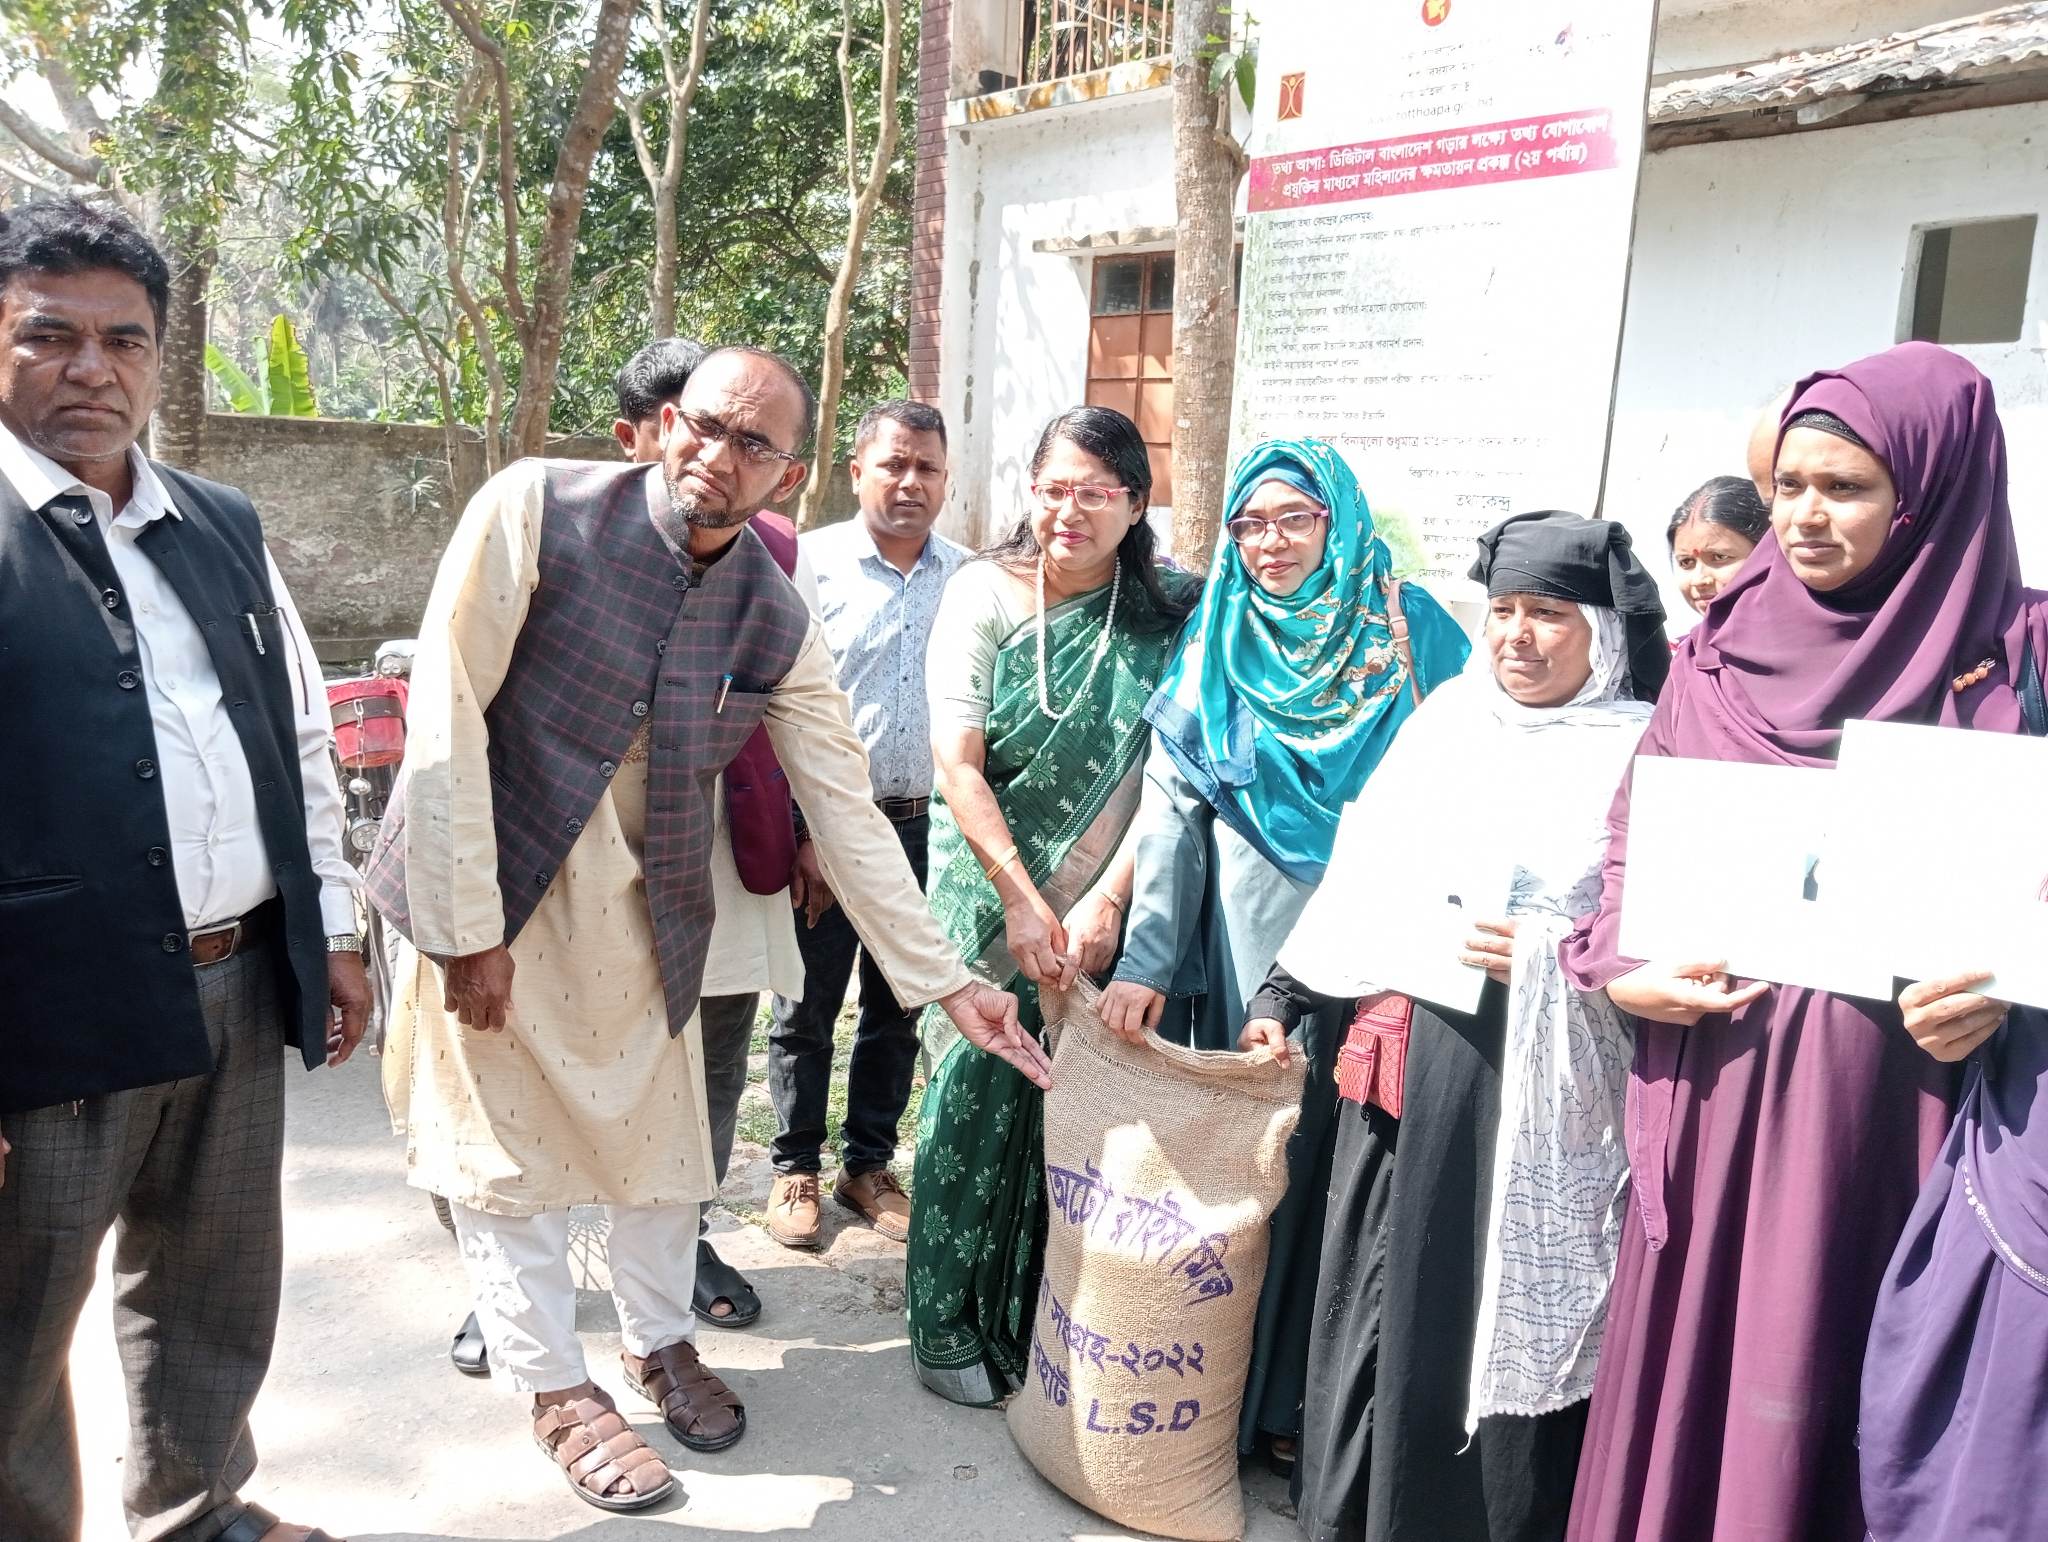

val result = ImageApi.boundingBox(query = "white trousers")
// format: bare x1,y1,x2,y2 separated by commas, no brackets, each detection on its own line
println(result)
451,1201,699,1396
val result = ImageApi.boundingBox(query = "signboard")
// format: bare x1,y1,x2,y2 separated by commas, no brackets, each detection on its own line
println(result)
1231,0,1659,597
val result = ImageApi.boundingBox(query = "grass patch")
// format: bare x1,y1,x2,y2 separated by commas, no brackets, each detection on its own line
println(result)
733,1000,927,1186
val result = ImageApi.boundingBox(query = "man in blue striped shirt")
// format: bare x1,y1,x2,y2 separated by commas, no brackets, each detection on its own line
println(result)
767,400,967,1248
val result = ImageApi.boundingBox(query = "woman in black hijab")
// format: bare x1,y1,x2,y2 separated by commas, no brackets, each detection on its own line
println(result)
1247,512,1667,1542
1472,510,1670,698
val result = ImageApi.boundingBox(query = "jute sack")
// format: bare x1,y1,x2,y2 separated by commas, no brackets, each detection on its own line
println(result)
1007,977,1305,1541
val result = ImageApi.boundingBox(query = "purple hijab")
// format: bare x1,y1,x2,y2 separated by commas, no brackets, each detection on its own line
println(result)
1825,351,2048,1540
1687,340,2043,763
1559,342,2047,1542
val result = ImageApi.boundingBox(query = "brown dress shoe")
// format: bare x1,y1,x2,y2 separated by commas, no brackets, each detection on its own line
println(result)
766,1172,822,1249
833,1168,911,1243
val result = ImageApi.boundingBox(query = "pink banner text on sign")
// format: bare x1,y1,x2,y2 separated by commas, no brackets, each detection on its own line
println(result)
1249,107,1620,213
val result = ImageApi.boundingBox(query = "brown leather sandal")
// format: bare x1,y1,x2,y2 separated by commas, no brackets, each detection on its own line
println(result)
623,1340,747,1452
532,1387,677,1512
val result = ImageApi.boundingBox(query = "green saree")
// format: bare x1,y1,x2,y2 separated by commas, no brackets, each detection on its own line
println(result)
907,572,1179,1406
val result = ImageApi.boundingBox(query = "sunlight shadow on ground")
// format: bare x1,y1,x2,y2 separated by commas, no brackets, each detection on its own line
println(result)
72,1039,1298,1541
660,1469,858,1532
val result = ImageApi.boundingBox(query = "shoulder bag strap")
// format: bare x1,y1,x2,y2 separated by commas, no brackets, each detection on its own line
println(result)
1383,577,1424,707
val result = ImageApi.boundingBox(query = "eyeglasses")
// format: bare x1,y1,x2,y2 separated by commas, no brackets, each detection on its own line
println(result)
1226,509,1328,545
1032,481,1131,513
677,409,803,468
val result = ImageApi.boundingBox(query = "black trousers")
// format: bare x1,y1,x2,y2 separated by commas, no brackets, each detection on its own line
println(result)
766,813,927,1176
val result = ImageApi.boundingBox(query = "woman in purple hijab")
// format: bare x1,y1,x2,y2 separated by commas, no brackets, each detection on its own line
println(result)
1557,341,2048,1542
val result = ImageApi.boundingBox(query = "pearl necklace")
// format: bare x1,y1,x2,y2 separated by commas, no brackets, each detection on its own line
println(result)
1036,553,1120,722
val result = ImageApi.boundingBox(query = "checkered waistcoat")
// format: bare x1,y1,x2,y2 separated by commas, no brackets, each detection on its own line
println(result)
364,459,810,1034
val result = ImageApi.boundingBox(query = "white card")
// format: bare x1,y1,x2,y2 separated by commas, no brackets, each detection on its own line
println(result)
1834,719,2048,1010
1324,833,1513,1017
1619,755,1892,999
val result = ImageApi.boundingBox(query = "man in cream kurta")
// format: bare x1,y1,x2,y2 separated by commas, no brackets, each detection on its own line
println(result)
433,336,816,1378
375,346,1047,1513
383,464,891,1216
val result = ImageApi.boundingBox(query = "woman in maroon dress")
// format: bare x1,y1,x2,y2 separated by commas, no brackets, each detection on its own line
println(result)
1559,341,2048,1542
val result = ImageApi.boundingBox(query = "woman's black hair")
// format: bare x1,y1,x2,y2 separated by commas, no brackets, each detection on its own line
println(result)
982,405,1198,633
1667,474,1771,551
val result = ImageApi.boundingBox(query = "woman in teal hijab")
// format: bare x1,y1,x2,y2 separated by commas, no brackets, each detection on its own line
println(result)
1097,436,1467,1469
1154,436,1468,883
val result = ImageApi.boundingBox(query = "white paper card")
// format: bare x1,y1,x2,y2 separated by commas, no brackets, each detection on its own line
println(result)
1833,719,2048,1010
1619,756,1892,999
1325,834,1514,1017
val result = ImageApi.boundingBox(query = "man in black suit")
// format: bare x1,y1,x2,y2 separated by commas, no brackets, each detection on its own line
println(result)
0,198,364,1542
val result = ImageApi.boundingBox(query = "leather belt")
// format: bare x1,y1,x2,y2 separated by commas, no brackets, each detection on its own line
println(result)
189,903,273,967
875,795,930,822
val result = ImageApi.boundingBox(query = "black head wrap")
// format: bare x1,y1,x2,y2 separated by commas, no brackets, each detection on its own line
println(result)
1469,510,1670,702
1785,408,1871,451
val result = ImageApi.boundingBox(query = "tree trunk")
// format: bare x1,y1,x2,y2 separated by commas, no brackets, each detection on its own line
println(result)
797,0,904,531
625,0,713,337
442,74,510,474
507,0,640,455
1168,0,1240,569
153,233,213,467
149,0,235,470
649,155,681,337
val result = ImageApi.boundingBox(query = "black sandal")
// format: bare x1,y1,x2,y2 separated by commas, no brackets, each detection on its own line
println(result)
1265,1435,1298,1479
692,1239,762,1328
450,1310,490,1376
216,1500,343,1542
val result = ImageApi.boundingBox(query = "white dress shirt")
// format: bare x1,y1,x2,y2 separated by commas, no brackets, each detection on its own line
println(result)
0,420,356,934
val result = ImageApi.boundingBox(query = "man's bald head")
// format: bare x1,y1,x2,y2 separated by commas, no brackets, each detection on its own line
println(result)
658,345,816,558
1747,384,1795,503
686,345,817,451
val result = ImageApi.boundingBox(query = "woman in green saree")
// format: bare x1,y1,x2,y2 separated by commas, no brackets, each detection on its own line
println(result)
908,406,1199,1405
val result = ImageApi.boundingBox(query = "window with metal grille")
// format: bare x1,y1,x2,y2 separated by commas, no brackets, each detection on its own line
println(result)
1019,0,1175,88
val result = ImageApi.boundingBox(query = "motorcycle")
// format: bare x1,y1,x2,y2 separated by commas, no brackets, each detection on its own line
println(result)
326,641,460,1234
327,640,414,1052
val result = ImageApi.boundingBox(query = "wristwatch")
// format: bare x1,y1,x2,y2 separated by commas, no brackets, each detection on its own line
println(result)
326,933,365,954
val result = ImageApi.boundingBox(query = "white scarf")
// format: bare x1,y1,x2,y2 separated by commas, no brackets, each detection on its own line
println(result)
1282,607,1652,1426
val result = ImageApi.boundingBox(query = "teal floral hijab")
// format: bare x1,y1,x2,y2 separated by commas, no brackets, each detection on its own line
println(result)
1145,437,1468,881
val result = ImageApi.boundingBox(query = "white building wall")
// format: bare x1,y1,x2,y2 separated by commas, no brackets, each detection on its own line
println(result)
934,7,2048,606
936,88,1176,547
1651,0,1980,73
1608,101,2048,614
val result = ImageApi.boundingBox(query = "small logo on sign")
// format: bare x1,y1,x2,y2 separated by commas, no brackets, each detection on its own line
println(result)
1277,72,1306,120
1422,0,1450,24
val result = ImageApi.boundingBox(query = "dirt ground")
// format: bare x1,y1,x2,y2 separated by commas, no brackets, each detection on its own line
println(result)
67,1040,1298,1541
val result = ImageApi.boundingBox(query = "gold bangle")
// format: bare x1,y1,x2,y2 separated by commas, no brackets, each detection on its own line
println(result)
982,844,1020,882
1098,889,1127,916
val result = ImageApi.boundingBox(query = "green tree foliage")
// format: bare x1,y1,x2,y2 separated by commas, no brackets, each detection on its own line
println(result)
205,313,321,415
3,0,919,463
0,0,264,461
551,0,917,444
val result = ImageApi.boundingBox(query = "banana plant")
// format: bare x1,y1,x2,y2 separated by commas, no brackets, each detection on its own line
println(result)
205,315,322,416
